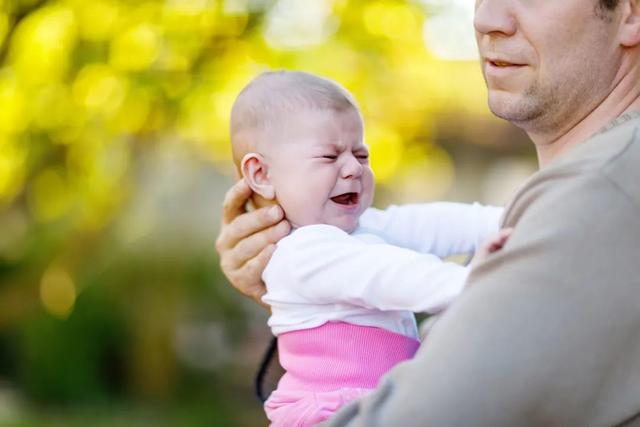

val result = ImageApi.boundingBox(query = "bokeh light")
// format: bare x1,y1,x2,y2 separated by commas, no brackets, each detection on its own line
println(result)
0,1,534,425
40,265,76,319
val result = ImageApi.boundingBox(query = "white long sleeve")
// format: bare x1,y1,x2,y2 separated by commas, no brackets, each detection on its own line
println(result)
268,224,467,311
263,224,469,336
359,202,503,258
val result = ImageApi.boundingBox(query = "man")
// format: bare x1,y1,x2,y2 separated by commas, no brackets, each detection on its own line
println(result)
216,0,640,425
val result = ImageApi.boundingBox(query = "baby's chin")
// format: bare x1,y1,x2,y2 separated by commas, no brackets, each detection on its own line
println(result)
339,220,359,234
289,217,360,234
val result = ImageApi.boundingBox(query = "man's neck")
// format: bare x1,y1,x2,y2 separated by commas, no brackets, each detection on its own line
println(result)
528,65,640,168
593,109,640,136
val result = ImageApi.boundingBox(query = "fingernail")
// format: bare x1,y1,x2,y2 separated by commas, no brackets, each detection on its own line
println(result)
278,220,290,231
270,206,281,219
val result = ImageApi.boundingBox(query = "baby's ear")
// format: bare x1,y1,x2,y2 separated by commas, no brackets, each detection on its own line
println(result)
240,153,276,200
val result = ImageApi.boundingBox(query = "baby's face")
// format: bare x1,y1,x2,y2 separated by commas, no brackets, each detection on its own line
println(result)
264,108,374,233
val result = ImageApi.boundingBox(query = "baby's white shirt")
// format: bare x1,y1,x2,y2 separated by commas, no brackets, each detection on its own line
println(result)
262,202,503,340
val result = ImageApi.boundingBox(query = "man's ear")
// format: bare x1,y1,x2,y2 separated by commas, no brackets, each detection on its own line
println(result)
240,153,276,200
620,0,640,47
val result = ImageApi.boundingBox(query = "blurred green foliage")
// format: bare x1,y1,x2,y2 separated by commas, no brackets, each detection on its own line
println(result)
0,0,490,216
0,0,512,425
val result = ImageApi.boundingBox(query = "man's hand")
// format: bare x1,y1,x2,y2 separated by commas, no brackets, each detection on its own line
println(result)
215,180,291,308
469,227,513,271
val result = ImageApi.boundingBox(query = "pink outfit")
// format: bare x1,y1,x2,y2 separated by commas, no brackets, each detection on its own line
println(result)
265,322,420,426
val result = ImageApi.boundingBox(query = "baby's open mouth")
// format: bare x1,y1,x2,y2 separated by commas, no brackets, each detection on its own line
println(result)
330,192,359,206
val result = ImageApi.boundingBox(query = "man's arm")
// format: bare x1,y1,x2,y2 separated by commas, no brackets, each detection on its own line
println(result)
325,170,640,426
215,180,290,306
359,202,503,258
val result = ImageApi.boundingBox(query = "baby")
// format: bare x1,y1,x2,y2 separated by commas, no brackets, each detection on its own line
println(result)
230,70,507,426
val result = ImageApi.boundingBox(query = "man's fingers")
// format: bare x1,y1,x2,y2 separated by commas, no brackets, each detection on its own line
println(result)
221,179,253,225
244,244,277,289
236,244,277,308
487,228,514,253
499,227,514,237
216,205,284,253
217,182,289,312
232,206,285,246
496,228,514,245
224,220,290,270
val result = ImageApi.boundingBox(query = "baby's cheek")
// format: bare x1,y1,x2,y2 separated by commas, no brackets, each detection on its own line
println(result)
282,197,323,228
272,189,299,221
363,180,375,210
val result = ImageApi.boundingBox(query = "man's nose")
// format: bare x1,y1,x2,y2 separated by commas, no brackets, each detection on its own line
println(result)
341,155,363,179
474,0,517,37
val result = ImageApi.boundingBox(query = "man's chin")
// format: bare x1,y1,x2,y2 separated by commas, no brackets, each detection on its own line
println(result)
488,93,542,128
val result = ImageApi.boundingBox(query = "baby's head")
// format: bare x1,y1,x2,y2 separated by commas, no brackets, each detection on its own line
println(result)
230,71,374,233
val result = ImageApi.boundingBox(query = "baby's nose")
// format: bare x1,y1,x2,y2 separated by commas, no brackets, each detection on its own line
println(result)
341,155,363,179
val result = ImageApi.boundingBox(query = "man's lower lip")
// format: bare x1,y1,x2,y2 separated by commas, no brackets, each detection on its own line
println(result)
485,62,526,76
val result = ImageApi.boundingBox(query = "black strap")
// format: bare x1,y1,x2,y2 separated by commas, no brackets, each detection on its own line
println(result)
254,336,278,403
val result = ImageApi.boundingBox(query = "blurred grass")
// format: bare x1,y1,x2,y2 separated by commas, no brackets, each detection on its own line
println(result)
0,396,264,427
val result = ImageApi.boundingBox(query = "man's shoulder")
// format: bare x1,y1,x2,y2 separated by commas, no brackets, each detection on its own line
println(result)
504,119,640,227
598,122,640,211
566,115,640,176
552,115,639,180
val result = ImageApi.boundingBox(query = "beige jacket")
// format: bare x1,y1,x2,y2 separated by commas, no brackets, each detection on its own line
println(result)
325,116,640,427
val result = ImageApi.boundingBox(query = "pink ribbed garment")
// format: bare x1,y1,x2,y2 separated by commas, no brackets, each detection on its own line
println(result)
265,322,420,426
277,321,420,391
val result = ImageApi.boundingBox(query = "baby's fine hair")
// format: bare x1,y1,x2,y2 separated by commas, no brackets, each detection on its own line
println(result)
230,70,361,164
